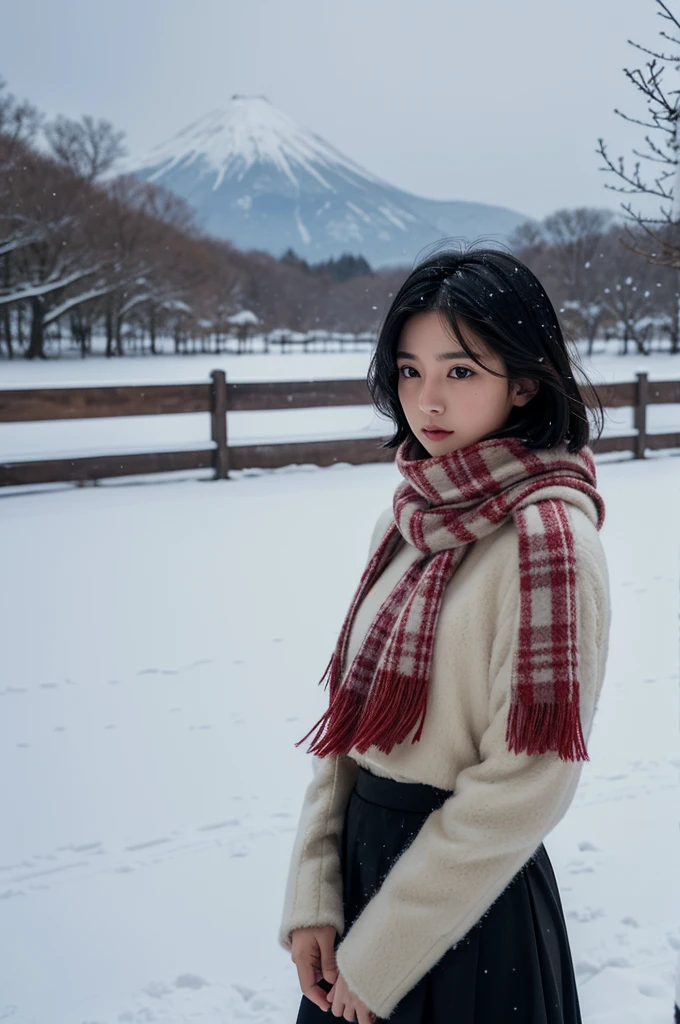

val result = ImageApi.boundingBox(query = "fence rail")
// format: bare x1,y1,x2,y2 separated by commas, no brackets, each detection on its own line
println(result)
0,370,678,488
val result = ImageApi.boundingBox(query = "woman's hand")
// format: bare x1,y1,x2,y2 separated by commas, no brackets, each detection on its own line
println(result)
325,971,376,1023
290,925,340,1012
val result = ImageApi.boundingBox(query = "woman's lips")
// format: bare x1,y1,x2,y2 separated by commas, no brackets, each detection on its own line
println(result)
422,427,453,439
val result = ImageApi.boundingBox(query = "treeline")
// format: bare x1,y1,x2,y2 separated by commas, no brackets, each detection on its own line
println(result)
0,78,404,360
509,210,680,355
1,77,679,360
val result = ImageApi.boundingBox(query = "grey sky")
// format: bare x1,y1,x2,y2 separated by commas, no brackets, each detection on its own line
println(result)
0,0,665,221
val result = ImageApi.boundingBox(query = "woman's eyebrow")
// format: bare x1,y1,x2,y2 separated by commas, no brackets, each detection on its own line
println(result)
396,349,474,361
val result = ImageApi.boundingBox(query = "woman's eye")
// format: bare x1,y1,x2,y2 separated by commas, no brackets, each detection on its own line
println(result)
397,365,474,379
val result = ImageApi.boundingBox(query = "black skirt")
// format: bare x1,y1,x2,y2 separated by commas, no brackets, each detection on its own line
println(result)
295,764,582,1024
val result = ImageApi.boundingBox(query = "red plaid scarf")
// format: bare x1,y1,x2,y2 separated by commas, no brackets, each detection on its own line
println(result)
297,434,606,763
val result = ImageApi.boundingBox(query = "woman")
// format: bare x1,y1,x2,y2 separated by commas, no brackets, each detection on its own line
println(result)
277,244,612,1024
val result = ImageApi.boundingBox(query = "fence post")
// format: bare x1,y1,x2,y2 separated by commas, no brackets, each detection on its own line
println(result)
211,369,230,480
634,371,648,459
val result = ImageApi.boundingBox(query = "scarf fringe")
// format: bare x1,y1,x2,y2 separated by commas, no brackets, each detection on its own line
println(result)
505,688,589,762
295,672,366,758
351,666,429,754
296,660,430,758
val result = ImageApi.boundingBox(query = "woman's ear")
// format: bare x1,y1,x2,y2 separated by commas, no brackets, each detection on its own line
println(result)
511,378,540,407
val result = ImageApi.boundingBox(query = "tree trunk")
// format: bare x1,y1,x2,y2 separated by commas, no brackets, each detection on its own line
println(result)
1,253,13,358
620,324,629,355
149,304,157,355
632,330,649,355
17,303,25,348
25,295,46,360
1,306,12,358
106,298,114,357
672,288,680,355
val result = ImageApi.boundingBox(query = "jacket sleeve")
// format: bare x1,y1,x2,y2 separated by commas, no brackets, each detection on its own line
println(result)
334,533,611,1019
277,505,394,952
277,752,360,950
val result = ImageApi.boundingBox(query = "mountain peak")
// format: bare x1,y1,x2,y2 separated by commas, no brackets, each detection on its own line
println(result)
127,94,383,192
125,98,533,267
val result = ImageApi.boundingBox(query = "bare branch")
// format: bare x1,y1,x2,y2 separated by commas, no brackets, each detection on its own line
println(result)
44,114,127,183
656,0,680,33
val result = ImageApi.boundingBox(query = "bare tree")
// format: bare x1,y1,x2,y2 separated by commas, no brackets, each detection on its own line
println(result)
0,76,42,150
600,242,659,354
542,208,616,353
509,208,616,355
44,114,127,183
0,78,43,357
596,0,680,266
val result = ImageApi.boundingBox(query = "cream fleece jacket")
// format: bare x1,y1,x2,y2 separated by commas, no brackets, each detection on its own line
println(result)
278,493,611,1019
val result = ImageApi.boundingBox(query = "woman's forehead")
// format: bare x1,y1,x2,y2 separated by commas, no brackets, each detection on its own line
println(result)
399,311,498,365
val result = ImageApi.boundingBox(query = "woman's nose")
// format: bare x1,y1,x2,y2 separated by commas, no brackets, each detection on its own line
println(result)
418,380,446,413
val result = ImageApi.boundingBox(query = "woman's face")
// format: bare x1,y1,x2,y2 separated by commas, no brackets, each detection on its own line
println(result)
396,311,539,457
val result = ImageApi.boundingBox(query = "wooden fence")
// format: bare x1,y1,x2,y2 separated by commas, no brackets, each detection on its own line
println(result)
0,370,678,488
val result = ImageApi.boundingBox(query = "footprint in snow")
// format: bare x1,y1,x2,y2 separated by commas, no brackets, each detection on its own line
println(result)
124,837,172,853
175,973,208,989
566,906,606,922
637,982,667,998
229,841,249,858
57,842,103,854
196,819,240,832
566,859,594,874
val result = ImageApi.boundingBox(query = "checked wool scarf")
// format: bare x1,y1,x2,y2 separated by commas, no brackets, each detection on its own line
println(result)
297,434,606,763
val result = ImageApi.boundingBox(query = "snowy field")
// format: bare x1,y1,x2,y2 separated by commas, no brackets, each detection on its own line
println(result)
0,346,679,1024
1,341,680,464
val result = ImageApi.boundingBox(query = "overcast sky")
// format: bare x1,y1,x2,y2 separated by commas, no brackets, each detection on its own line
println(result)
0,0,668,221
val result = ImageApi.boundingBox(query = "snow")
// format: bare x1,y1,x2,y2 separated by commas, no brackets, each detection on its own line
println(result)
0,267,101,307
227,310,259,326
294,204,311,245
121,95,390,194
0,346,679,1023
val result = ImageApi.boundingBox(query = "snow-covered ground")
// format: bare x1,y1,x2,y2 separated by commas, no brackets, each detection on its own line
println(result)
0,346,679,1024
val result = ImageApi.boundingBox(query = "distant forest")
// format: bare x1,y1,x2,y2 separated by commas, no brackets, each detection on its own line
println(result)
2,77,680,360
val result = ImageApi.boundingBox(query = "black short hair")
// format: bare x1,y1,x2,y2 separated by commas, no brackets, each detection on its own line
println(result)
367,241,605,454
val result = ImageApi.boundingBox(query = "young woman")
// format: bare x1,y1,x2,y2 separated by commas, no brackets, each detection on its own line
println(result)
278,245,612,1024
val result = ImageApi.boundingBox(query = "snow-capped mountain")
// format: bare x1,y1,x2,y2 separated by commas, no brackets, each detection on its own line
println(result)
123,95,534,268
